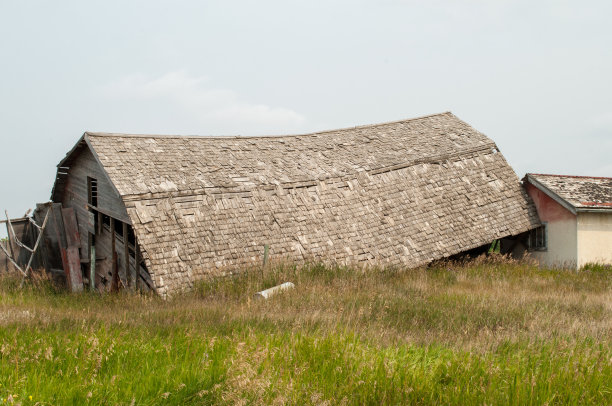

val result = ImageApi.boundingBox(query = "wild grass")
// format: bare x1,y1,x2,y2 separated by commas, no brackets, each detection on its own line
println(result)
0,256,610,405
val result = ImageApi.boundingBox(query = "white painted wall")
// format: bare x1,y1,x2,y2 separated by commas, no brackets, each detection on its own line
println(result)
531,218,577,268
577,212,612,267
525,183,578,268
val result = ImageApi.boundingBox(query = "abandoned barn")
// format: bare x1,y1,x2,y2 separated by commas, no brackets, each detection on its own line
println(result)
43,112,539,297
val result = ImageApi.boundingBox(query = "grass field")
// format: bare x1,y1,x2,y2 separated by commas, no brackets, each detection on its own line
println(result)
0,256,610,405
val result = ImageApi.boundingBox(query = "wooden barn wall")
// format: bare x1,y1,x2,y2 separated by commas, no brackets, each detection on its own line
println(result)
57,146,130,259
33,203,65,272
93,222,152,292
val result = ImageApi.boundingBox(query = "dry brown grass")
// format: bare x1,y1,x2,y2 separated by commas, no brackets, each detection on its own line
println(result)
0,256,610,404
3,255,609,352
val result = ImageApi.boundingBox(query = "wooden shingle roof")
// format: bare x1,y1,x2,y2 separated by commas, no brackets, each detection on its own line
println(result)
82,112,539,296
526,173,612,213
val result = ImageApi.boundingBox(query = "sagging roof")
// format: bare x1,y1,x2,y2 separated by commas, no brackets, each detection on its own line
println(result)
67,112,540,296
525,173,612,214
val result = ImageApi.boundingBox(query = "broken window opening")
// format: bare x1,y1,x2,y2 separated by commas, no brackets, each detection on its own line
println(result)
127,225,136,247
528,224,547,251
87,177,98,207
114,219,123,237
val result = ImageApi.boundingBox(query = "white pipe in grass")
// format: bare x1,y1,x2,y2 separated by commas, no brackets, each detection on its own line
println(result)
254,282,295,299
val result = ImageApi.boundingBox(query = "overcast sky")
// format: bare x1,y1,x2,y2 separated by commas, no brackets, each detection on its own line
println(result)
1,1,611,231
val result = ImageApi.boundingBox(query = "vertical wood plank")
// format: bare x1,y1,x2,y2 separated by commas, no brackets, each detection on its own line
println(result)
5,222,15,258
111,251,119,292
134,239,140,292
97,211,103,235
90,235,95,292
123,222,130,288
61,208,81,248
65,246,84,293
110,219,118,292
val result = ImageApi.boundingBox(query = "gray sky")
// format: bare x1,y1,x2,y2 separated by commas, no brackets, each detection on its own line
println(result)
1,1,611,232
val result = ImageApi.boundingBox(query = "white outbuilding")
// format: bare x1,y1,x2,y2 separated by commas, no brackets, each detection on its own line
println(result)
524,173,612,268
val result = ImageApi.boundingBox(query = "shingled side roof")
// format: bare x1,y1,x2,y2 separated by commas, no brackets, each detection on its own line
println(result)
81,112,539,296
526,173,612,213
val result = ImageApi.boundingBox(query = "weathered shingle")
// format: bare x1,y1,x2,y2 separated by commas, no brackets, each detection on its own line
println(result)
86,112,539,297
526,174,612,210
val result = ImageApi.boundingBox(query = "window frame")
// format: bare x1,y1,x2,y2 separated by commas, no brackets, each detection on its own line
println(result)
527,223,548,251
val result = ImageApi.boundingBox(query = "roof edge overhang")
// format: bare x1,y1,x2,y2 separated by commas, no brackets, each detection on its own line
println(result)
50,133,87,201
525,174,578,215
576,207,612,214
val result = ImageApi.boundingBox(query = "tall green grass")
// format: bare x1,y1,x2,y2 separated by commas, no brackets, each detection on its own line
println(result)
0,258,610,405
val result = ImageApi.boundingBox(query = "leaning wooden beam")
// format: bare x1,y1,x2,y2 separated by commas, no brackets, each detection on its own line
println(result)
0,239,27,277
5,211,34,252
0,217,28,224
5,221,15,258
28,217,43,230
20,208,51,287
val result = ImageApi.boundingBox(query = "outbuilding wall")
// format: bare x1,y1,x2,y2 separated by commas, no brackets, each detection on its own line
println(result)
577,212,612,267
525,183,577,268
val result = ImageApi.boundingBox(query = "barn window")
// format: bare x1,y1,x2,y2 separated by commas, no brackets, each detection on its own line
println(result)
87,177,98,207
528,224,547,251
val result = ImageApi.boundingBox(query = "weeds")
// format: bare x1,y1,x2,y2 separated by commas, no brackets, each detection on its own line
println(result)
0,257,610,404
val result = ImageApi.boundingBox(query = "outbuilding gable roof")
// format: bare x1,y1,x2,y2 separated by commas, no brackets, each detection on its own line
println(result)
526,173,612,214
61,112,539,296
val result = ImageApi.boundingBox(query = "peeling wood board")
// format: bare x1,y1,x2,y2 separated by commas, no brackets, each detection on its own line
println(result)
61,208,81,248
64,246,83,292
60,248,69,276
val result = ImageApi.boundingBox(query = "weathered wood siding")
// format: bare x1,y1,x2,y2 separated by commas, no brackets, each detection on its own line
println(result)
56,146,130,257
93,222,152,292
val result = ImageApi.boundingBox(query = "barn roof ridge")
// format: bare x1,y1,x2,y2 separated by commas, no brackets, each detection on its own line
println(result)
83,111,454,140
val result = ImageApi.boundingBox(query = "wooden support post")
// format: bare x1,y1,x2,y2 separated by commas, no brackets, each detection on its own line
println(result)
97,211,102,235
90,237,95,292
134,240,140,292
123,222,130,288
110,219,118,292
111,251,119,292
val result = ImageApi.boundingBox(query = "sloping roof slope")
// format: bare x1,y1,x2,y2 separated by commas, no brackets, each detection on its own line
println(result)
526,173,612,212
83,112,539,296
